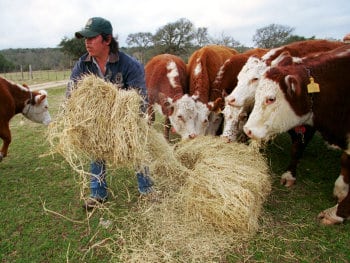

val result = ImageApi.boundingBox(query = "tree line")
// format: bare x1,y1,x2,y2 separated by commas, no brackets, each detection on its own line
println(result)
1,18,336,73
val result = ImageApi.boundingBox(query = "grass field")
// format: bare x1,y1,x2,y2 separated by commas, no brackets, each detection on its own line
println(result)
0,70,71,85
0,85,349,262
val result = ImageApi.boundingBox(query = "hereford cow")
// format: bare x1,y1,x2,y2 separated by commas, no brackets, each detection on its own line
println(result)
213,48,268,98
243,45,350,225
187,45,238,135
207,48,269,142
223,40,346,186
145,54,210,140
226,40,345,108
0,77,51,161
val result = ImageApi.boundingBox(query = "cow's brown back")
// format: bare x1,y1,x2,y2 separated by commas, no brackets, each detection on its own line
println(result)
263,39,346,65
145,54,188,116
187,45,238,103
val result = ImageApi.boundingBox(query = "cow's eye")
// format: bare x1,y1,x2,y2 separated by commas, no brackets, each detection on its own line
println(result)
249,78,259,84
177,115,184,121
265,96,276,105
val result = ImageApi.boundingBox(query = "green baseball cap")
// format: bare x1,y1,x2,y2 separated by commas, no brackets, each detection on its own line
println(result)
75,17,113,38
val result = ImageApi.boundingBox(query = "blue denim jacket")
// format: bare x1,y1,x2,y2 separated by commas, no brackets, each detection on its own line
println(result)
66,51,148,112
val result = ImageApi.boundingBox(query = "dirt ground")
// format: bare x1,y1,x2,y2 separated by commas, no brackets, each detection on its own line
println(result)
31,80,68,91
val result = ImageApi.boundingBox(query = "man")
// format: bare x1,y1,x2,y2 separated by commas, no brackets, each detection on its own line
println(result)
66,17,153,210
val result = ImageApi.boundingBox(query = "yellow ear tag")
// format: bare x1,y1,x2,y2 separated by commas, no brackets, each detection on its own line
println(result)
307,77,320,93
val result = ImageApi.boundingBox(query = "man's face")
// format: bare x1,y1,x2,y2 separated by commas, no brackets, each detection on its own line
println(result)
85,35,109,57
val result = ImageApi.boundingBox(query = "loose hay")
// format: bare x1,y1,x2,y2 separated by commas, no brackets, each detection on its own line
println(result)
113,137,271,262
48,75,151,170
47,75,272,262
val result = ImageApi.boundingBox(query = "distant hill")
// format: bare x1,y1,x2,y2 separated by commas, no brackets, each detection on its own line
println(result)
0,48,72,72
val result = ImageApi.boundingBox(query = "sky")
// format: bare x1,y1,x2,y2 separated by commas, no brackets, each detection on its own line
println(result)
0,0,349,50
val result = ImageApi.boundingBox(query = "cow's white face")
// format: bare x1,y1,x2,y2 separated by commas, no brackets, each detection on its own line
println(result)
195,100,211,136
243,78,307,140
22,90,51,125
221,105,245,142
168,95,209,139
226,57,268,107
205,111,222,136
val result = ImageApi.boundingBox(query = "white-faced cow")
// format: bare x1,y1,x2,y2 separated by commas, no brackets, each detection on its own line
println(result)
208,48,269,142
244,45,350,225
227,40,345,109
224,40,346,186
145,54,210,140
0,77,51,161
187,45,238,135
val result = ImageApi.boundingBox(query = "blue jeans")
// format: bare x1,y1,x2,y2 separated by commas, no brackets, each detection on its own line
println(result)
90,160,108,200
90,161,154,199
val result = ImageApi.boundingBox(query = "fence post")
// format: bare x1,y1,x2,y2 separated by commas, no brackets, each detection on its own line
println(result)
29,65,33,79
20,65,24,80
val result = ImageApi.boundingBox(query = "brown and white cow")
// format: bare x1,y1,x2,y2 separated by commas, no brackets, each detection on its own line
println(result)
145,54,210,140
244,45,350,225
0,77,51,161
224,40,346,186
226,40,345,109
187,45,238,135
209,48,269,142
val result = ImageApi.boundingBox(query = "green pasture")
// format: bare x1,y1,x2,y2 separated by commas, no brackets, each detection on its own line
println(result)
0,84,349,262
0,70,71,85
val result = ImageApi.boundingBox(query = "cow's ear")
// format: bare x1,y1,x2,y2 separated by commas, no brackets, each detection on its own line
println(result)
272,51,293,67
285,75,301,97
222,89,228,98
35,94,47,104
164,97,174,115
192,90,200,101
208,98,224,113
22,83,29,89
160,96,173,116
159,92,169,106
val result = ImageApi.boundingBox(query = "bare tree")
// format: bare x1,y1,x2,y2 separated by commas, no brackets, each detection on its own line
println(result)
210,32,241,48
126,32,153,48
193,27,210,46
253,24,294,48
153,18,195,54
126,32,153,63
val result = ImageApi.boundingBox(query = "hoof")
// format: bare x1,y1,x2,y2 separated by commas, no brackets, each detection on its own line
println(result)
317,205,344,225
280,171,296,187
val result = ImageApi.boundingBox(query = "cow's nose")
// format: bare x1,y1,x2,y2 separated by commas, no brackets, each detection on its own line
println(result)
243,127,252,137
188,133,197,139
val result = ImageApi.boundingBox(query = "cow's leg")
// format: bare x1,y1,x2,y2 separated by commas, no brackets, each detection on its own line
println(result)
318,152,350,225
164,117,171,142
334,152,350,202
0,123,11,162
281,125,316,187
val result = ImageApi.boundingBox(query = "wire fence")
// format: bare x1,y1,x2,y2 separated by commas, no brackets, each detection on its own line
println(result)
0,69,71,84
